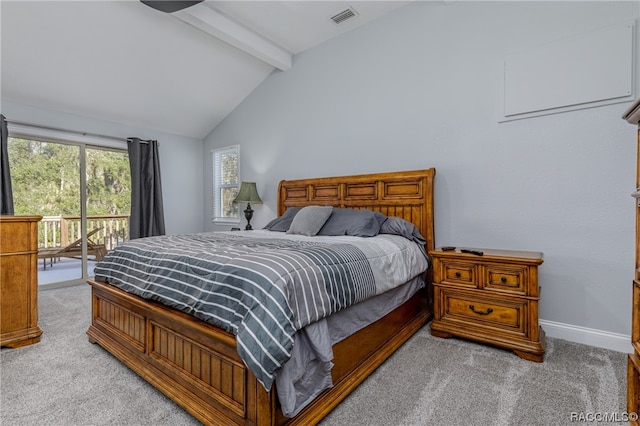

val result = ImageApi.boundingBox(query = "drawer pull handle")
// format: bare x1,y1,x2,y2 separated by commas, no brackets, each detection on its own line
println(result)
455,272,461,278
501,276,507,283
469,305,493,315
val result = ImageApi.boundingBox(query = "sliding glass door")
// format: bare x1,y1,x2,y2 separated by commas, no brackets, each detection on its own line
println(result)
8,137,130,287
85,146,131,258
9,138,83,285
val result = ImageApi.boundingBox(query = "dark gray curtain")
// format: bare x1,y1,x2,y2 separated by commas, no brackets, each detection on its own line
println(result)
127,138,165,239
0,114,14,215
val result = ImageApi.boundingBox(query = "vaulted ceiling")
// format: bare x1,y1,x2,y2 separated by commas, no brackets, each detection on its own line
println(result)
1,1,411,139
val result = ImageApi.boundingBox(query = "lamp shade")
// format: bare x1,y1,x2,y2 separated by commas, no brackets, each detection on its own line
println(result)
233,182,262,204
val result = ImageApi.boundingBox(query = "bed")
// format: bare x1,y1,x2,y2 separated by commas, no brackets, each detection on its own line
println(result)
86,168,436,425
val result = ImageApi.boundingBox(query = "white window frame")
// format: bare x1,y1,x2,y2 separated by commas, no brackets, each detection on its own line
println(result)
211,145,240,224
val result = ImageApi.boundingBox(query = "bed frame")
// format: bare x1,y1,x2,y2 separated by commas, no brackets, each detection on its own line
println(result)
86,168,436,426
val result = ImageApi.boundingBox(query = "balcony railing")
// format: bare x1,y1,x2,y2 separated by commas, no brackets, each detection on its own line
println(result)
40,215,129,251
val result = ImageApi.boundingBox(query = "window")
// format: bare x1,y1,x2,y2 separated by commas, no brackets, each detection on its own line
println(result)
212,145,240,223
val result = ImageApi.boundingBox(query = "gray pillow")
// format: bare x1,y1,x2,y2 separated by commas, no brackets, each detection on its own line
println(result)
317,208,386,237
379,216,426,245
286,206,333,236
263,207,301,232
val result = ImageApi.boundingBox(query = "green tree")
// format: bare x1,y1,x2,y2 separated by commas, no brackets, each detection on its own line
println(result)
8,138,130,217
86,148,131,216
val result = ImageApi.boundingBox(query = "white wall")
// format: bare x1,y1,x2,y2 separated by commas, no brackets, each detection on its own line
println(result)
2,100,205,236
203,1,640,349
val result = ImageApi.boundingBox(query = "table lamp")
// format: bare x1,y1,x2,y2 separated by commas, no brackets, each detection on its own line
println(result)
233,182,262,230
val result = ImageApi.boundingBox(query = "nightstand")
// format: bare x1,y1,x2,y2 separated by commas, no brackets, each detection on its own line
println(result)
429,247,545,362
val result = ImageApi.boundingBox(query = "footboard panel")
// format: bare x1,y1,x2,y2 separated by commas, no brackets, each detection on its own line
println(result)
87,279,271,426
87,279,432,426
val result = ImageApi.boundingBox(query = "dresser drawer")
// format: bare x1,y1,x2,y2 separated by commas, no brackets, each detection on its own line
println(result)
439,260,478,288
483,264,527,295
437,288,528,339
0,220,39,253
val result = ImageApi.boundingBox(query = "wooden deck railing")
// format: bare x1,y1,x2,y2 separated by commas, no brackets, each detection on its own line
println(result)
40,215,129,251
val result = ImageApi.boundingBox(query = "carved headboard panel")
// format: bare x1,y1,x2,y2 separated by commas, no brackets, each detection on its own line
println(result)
277,168,436,253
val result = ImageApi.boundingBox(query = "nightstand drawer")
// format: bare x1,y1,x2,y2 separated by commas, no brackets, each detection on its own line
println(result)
484,265,527,295
440,260,478,288
438,289,527,338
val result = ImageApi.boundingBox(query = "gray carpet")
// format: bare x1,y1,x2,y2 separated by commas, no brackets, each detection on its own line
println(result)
0,284,628,425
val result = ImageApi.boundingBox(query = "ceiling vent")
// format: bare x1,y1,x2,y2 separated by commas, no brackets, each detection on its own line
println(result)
330,7,358,25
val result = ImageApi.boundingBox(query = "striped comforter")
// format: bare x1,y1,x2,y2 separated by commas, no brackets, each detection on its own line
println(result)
93,230,428,390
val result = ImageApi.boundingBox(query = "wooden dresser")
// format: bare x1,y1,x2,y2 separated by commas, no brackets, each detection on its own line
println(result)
624,98,640,423
429,247,545,362
0,215,43,348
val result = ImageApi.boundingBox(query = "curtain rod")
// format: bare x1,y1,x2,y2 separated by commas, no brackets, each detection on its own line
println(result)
5,119,150,144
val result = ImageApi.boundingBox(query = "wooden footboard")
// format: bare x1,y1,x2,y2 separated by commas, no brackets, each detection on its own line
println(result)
87,279,431,425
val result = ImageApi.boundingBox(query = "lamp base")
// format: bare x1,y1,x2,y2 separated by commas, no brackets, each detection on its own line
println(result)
244,203,254,230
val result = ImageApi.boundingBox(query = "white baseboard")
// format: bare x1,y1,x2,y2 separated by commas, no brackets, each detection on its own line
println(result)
540,319,632,354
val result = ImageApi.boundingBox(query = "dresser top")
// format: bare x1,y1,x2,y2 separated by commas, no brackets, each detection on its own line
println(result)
0,215,43,223
623,98,640,125
429,247,543,264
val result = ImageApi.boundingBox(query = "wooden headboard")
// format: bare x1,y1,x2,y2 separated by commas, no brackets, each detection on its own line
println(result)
277,168,436,253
